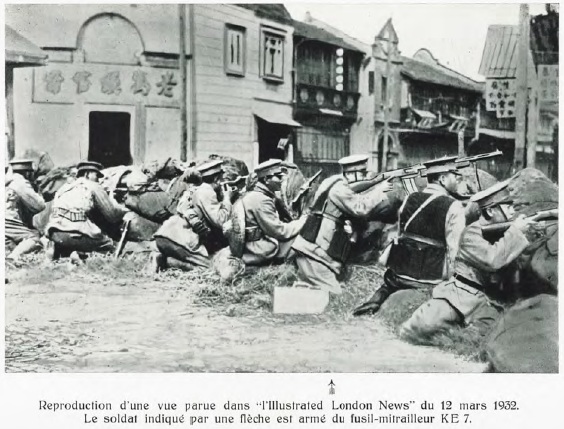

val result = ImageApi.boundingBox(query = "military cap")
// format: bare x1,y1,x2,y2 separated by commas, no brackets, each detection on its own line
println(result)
470,179,512,209
77,161,104,178
197,159,224,177
254,159,284,178
9,159,34,172
421,155,462,176
338,154,369,173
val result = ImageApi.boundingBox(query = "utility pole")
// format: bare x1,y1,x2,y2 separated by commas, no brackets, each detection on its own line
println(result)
514,3,530,170
179,4,188,162
381,31,392,172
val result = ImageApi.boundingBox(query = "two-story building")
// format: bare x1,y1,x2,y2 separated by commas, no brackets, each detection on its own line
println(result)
6,4,296,169
291,20,364,176
302,15,483,172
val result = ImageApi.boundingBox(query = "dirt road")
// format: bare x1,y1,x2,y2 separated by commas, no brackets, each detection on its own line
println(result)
5,265,485,373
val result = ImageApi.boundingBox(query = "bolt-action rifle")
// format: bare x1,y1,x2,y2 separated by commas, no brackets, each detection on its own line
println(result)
220,175,248,192
481,209,558,240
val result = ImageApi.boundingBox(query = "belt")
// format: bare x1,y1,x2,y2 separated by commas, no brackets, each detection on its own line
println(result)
401,232,445,248
54,207,87,222
453,273,485,293
245,226,263,242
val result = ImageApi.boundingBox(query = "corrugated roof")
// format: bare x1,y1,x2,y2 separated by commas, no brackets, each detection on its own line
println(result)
292,20,365,54
5,25,47,66
479,25,519,78
401,56,483,93
237,4,293,25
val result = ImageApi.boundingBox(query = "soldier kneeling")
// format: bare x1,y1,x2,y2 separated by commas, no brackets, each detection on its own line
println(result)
151,159,233,272
46,161,125,260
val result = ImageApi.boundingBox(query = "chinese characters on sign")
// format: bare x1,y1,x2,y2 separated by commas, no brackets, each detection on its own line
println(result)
44,70,65,95
538,65,558,103
485,78,517,118
40,68,177,99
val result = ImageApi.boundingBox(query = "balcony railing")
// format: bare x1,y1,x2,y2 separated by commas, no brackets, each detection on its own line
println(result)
294,83,360,119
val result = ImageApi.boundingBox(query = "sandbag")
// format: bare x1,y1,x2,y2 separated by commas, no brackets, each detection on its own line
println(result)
486,294,558,373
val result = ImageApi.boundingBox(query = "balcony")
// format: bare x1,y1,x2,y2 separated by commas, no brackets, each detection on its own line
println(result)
294,83,360,120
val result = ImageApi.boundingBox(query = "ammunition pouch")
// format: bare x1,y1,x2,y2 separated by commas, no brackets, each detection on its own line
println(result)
245,226,263,242
387,233,446,280
326,224,352,264
184,209,210,237
300,212,323,243
53,207,87,222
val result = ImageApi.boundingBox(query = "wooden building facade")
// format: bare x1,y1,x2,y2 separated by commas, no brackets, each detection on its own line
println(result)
6,4,296,169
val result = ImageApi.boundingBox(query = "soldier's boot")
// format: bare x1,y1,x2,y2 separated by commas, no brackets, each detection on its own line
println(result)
7,238,42,261
352,285,396,317
148,252,166,274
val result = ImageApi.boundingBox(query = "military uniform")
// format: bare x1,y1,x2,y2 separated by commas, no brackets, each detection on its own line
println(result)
241,159,306,265
292,155,391,294
153,159,231,269
400,180,530,340
354,157,467,315
5,160,46,258
46,161,124,256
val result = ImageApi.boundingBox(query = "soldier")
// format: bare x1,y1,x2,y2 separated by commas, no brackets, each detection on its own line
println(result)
5,159,46,261
399,180,536,341
152,159,232,271
353,156,467,316
291,155,393,294
240,159,306,265
46,161,125,259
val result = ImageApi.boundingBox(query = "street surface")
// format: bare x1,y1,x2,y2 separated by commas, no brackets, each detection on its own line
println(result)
5,268,485,373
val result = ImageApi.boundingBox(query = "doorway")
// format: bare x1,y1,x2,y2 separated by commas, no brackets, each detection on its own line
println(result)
88,111,132,167
257,117,292,163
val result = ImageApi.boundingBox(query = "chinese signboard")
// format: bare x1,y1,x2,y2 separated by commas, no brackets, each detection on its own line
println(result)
538,65,558,103
34,64,179,108
485,78,517,118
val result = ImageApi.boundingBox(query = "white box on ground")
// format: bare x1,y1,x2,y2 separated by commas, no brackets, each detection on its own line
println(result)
273,283,329,314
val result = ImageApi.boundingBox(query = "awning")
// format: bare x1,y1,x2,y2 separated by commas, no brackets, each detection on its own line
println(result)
253,102,301,127
411,108,436,119
450,114,469,121
5,25,48,67
479,128,515,139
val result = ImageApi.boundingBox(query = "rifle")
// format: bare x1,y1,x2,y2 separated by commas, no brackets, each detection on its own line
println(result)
349,164,425,193
220,175,249,192
291,169,323,211
114,218,131,259
455,150,503,168
481,209,558,239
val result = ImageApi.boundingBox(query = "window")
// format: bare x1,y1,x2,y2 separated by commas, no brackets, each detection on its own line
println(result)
261,27,285,82
225,24,246,76
381,76,388,104
368,71,375,94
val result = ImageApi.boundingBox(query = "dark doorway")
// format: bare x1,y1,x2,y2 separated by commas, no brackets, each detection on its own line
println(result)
88,111,132,167
257,117,291,163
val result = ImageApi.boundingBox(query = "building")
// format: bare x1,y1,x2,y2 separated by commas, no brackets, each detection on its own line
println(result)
360,20,483,170
4,25,47,159
291,19,364,176
477,7,558,181
5,4,296,169
303,15,483,172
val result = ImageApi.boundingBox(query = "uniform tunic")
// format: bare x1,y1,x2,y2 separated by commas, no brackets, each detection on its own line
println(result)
401,221,530,340
241,182,306,265
47,177,124,252
292,178,389,293
5,171,45,249
153,182,231,267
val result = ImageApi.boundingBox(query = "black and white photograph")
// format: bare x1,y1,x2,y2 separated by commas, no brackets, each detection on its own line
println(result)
3,2,559,377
